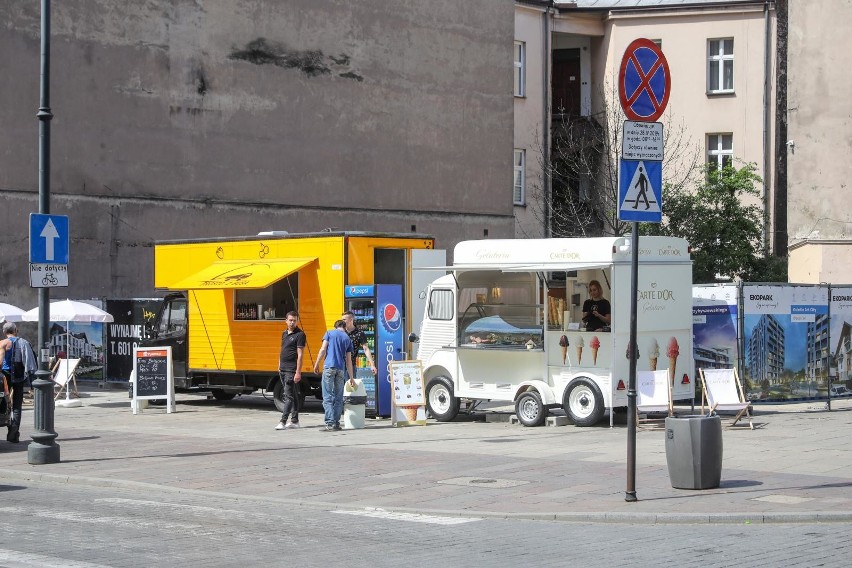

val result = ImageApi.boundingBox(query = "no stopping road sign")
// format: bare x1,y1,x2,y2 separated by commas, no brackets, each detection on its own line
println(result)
618,38,671,122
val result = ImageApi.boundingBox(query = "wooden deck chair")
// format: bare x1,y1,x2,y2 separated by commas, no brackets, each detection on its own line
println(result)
52,358,82,400
700,368,754,429
636,370,673,428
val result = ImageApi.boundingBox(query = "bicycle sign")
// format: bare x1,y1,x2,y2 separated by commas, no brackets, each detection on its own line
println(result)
618,38,670,122
30,263,68,288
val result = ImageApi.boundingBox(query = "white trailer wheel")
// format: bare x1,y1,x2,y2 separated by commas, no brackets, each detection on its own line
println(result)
515,391,546,427
564,378,605,427
426,376,460,421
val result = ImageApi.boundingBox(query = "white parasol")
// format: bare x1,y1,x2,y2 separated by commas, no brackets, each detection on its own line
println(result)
22,300,114,407
22,299,115,324
0,302,27,322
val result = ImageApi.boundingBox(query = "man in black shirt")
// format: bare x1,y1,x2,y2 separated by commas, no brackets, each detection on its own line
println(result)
342,311,376,375
276,311,306,430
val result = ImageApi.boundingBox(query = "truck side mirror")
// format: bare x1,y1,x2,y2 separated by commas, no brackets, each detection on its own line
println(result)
408,333,419,343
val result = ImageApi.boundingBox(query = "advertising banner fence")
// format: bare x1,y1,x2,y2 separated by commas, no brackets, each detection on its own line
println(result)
693,284,849,403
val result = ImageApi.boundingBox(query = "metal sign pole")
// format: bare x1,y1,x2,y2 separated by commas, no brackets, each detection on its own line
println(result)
29,0,60,465
625,222,639,501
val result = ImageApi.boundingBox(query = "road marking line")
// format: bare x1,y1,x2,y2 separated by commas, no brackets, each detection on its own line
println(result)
333,508,480,525
0,548,116,568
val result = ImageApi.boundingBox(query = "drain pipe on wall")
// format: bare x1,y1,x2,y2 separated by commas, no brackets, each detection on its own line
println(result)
543,1,554,238
762,0,772,253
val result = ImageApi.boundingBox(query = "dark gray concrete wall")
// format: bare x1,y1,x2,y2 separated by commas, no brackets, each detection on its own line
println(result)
0,0,514,306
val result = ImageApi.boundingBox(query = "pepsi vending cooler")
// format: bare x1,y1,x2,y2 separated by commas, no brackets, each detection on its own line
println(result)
344,284,404,417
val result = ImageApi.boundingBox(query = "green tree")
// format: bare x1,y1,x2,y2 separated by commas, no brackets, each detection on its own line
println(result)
643,163,786,283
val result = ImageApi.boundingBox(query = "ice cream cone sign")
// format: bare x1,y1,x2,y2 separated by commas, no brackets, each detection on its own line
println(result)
401,405,419,421
648,338,659,371
667,337,679,386
576,336,584,364
559,335,569,365
590,336,600,365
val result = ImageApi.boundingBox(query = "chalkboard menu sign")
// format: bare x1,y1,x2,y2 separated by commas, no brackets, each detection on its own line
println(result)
133,347,175,414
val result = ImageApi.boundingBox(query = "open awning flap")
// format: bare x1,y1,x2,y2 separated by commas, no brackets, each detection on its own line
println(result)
168,257,316,290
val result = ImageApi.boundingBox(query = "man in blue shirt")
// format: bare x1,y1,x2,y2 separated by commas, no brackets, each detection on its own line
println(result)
313,320,355,431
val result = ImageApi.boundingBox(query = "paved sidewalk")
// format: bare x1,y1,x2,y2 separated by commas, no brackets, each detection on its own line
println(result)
2,385,852,523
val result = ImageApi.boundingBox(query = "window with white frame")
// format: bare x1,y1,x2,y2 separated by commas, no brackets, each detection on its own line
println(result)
513,149,525,205
514,41,525,97
707,134,733,170
707,38,734,93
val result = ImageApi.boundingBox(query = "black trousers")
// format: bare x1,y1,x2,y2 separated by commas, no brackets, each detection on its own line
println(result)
1,371,24,430
279,371,301,424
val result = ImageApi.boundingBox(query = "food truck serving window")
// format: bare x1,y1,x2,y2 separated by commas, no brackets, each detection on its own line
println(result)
460,304,543,349
235,272,299,321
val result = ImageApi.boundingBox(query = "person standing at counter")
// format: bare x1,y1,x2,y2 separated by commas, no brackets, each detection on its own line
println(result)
342,311,377,376
582,280,611,332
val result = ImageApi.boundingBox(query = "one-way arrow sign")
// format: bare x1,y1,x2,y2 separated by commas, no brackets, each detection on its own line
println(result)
40,218,60,261
29,213,69,264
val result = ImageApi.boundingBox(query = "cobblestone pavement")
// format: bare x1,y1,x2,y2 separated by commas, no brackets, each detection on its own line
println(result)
2,386,852,523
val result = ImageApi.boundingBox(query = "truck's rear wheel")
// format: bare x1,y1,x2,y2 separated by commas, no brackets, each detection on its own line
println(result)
563,378,605,427
426,376,459,421
515,390,546,427
210,389,236,401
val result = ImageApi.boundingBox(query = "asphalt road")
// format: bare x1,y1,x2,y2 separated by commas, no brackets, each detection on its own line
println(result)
2,479,851,568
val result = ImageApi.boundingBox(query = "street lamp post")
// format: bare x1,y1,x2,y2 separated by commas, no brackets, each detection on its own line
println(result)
28,0,60,465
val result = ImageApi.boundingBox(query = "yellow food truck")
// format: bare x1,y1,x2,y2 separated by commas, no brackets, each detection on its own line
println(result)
143,231,444,416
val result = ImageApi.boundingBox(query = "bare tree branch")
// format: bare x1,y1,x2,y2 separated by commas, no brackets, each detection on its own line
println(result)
527,80,701,238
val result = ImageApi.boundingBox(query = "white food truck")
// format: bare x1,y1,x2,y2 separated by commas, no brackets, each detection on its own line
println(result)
409,236,694,427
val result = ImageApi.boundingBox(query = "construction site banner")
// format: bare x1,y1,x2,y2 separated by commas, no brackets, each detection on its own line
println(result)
829,287,852,393
692,284,739,375
741,284,829,401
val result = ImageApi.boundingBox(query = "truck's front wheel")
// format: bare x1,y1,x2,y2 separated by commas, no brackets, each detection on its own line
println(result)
272,379,308,413
426,376,460,421
563,378,605,427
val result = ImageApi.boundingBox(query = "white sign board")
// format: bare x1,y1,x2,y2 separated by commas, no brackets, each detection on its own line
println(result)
29,263,69,288
390,360,426,426
132,346,176,414
622,120,664,161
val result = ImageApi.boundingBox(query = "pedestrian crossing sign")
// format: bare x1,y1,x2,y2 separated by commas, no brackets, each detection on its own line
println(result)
618,159,662,223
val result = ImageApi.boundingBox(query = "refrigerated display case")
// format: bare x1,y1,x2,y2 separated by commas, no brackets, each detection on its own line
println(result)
344,291,378,416
344,284,404,417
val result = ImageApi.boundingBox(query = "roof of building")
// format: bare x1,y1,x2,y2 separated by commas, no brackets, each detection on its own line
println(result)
558,0,769,8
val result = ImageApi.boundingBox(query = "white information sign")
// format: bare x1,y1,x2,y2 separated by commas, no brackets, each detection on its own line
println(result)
622,120,664,161
29,263,69,288
390,360,426,426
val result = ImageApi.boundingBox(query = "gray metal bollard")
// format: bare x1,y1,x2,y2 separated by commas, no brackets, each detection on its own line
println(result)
665,415,722,489
27,369,60,464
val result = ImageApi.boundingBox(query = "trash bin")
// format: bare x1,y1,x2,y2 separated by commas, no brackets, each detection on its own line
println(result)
665,415,722,489
343,379,367,429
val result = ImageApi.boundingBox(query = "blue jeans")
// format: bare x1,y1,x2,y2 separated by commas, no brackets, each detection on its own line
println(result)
321,367,346,426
